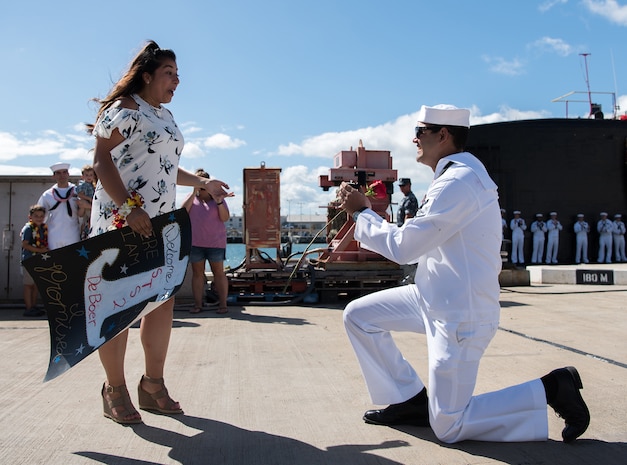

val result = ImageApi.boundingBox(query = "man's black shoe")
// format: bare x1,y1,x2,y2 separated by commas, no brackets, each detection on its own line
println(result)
363,390,430,427
548,366,590,443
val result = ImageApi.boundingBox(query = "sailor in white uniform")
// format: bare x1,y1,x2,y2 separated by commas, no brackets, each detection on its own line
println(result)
509,211,526,266
337,104,589,444
545,212,563,264
597,212,613,263
37,162,83,250
574,214,590,264
530,213,547,264
612,214,626,262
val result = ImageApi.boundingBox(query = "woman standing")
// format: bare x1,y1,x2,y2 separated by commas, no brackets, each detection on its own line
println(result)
182,169,230,314
90,40,230,424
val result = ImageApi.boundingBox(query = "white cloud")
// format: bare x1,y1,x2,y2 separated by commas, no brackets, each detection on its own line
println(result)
481,56,525,76
179,133,247,158
0,128,94,162
181,124,203,135
0,131,64,160
530,37,576,56
582,0,627,26
280,165,337,217
202,133,246,150
470,105,550,124
180,141,206,159
59,146,93,161
1,102,622,218
273,106,558,215
0,164,52,175
538,0,568,13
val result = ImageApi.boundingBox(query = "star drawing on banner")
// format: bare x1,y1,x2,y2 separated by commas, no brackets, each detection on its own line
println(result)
168,212,176,222
75,344,85,355
53,354,62,364
76,246,90,259
107,322,116,334
41,253,50,261
120,264,129,274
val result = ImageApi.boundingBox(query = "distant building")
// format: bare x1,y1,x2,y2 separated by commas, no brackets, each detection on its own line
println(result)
284,214,327,243
225,215,243,242
0,175,81,300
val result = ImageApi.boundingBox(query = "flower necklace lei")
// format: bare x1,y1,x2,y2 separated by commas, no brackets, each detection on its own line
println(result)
30,221,48,249
109,191,144,230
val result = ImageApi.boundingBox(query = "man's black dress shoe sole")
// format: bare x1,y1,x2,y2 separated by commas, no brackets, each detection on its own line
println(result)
363,410,430,427
363,402,430,427
548,366,590,443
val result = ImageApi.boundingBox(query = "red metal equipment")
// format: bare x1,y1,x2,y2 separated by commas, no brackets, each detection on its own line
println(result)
317,140,397,264
242,162,282,270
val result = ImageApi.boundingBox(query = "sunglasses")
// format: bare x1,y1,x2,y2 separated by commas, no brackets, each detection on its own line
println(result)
415,126,442,138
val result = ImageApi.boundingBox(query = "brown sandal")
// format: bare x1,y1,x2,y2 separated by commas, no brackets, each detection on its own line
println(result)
102,383,142,424
217,307,228,314
138,375,183,415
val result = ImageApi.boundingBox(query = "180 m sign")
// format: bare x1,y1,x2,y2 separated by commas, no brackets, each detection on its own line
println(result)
576,269,614,285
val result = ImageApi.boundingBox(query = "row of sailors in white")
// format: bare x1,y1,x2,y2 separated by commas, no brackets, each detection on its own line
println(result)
506,211,562,265
594,212,626,264
575,213,627,264
507,211,626,265
528,212,563,264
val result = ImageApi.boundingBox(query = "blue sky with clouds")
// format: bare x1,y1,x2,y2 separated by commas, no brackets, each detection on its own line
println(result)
1,0,626,216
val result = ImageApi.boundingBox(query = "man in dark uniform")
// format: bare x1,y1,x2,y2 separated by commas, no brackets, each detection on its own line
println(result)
397,178,418,226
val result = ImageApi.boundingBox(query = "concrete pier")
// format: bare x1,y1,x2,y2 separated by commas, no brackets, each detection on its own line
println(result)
1,280,626,464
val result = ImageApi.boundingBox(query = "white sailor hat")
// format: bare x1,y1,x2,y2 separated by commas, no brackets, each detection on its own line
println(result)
577,213,584,218
513,210,521,215
416,104,470,128
536,213,543,217
615,213,622,218
600,212,608,216
550,212,557,216
50,162,70,173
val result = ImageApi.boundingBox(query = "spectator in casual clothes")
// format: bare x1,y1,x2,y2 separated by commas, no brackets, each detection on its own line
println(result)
182,169,230,315
20,205,48,317
76,164,96,240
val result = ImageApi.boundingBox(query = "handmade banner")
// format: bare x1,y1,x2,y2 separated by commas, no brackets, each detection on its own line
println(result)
23,209,191,381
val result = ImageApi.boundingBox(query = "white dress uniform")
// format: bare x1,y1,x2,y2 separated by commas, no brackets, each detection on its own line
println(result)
612,215,626,262
574,216,589,264
37,183,81,250
545,213,562,264
509,214,526,265
597,214,613,263
345,152,548,443
530,216,547,264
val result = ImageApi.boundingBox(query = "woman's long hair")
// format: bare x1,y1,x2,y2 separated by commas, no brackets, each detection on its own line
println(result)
93,40,176,123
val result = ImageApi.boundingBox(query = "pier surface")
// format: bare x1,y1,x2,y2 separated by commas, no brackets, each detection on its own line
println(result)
1,277,626,464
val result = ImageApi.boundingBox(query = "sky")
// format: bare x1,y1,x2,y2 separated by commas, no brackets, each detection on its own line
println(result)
2,0,626,218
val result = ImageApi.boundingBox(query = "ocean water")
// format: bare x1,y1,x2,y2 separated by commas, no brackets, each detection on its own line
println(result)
222,242,326,270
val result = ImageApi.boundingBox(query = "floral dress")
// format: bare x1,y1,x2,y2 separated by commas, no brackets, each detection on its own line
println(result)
90,94,184,236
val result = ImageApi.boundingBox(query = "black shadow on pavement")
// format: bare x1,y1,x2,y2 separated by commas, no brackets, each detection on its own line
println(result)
75,414,410,465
